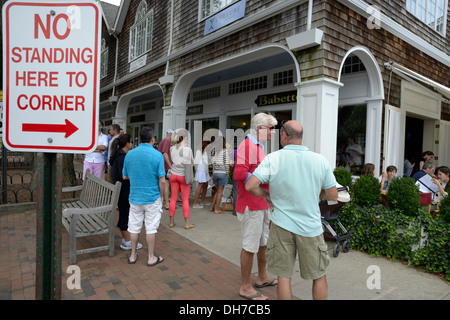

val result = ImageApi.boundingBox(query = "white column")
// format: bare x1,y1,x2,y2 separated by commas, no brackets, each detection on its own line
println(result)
162,105,186,133
365,98,383,176
112,116,127,132
296,78,343,168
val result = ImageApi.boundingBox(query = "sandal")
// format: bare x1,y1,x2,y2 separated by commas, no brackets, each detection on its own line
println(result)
214,210,225,214
147,256,164,267
127,254,138,264
255,279,278,288
239,292,268,300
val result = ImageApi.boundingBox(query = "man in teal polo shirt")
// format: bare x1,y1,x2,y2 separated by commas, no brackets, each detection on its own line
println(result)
123,127,166,266
246,120,337,300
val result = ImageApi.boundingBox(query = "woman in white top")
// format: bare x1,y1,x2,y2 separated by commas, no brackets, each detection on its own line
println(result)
209,136,230,214
169,130,195,229
192,140,211,208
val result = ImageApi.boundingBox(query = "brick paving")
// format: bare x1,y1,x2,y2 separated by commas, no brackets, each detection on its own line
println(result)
0,210,278,300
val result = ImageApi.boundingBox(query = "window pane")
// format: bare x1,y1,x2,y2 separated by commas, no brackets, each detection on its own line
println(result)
146,15,153,51
201,0,238,19
130,28,136,59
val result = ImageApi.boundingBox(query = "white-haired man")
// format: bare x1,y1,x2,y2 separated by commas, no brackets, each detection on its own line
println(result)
234,112,278,300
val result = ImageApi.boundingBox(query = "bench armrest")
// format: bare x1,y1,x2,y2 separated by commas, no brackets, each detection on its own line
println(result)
62,185,83,193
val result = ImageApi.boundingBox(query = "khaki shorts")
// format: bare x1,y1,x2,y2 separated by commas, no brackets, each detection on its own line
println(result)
266,223,329,280
237,207,271,253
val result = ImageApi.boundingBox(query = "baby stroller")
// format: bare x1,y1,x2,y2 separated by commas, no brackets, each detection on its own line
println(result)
320,183,351,257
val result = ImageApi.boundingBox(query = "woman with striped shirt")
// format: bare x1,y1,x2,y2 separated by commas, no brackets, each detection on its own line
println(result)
209,136,230,214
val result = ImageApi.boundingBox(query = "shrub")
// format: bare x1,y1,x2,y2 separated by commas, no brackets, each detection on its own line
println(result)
438,195,450,223
352,175,381,206
386,177,420,216
340,203,450,280
333,167,353,188
409,212,450,280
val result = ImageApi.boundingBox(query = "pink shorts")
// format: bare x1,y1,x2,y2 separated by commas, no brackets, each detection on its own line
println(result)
83,161,104,179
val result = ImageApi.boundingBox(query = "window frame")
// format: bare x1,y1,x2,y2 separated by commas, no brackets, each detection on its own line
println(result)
199,0,240,21
406,0,448,36
100,38,108,79
129,1,154,62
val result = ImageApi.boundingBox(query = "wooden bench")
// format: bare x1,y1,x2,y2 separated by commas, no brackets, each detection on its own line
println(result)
62,170,122,264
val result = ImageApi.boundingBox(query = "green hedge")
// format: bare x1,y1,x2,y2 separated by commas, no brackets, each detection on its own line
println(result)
339,202,450,280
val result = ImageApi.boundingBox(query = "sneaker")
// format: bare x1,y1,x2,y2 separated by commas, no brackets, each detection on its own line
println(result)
192,204,204,209
120,240,143,251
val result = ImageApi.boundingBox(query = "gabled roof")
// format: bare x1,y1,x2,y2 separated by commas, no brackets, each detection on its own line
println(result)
99,0,130,35
99,1,119,30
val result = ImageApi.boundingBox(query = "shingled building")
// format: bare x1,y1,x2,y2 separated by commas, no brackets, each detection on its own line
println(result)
98,0,450,175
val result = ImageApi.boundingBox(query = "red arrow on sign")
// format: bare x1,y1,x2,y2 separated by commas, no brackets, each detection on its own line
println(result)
22,119,79,138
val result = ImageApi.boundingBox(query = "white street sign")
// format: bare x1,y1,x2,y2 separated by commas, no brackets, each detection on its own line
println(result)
2,0,101,153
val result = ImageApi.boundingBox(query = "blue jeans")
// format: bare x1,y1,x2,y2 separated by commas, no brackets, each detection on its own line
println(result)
213,173,228,186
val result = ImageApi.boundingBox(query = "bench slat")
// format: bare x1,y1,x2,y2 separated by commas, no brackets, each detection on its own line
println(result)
76,214,108,235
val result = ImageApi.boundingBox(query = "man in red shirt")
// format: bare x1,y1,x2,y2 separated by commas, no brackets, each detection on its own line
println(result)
158,129,174,210
234,112,278,300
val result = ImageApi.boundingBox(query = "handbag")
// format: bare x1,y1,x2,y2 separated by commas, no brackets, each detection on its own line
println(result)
221,197,233,211
184,164,194,184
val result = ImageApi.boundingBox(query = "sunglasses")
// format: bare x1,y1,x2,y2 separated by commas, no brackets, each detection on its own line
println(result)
281,120,290,136
260,125,275,131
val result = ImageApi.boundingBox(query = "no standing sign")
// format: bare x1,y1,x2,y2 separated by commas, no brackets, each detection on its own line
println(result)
2,0,101,153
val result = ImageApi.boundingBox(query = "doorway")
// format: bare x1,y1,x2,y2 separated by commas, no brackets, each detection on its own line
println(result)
127,123,155,146
404,116,424,163
336,104,367,174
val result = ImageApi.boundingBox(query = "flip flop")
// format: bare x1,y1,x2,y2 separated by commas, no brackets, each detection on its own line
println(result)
147,256,164,267
214,210,225,214
239,292,268,300
127,254,138,264
255,279,278,288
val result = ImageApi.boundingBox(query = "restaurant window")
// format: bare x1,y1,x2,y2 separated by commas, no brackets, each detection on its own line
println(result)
273,70,294,87
192,86,221,102
228,76,267,95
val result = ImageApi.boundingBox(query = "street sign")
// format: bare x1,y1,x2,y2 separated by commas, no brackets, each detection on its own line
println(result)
2,0,101,153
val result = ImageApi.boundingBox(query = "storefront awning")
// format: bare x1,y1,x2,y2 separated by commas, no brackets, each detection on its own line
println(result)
384,61,450,103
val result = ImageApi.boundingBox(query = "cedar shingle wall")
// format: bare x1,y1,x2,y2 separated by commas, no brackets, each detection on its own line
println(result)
101,0,449,118
322,0,449,117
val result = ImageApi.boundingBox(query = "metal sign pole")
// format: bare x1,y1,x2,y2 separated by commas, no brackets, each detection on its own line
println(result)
1,145,6,203
35,153,62,300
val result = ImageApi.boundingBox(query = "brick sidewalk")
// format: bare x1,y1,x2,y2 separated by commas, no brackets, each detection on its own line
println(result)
0,210,278,300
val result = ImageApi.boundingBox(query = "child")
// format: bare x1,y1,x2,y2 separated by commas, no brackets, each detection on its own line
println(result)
379,165,397,191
